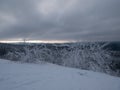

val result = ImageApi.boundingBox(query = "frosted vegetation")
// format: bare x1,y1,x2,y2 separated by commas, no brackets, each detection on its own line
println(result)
5,42,118,76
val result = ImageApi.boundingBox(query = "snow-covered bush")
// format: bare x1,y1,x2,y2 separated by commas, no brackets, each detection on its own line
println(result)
59,42,112,74
5,42,114,75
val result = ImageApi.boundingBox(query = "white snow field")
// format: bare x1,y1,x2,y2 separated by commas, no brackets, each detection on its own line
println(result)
0,59,120,90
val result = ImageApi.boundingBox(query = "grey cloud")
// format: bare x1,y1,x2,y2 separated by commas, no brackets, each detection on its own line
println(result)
0,0,120,41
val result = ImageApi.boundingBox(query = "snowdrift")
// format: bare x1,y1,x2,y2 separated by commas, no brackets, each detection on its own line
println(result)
0,59,120,90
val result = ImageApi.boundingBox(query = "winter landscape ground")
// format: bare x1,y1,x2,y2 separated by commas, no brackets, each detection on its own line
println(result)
0,59,120,90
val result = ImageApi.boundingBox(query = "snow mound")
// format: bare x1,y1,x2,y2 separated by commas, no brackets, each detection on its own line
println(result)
0,59,120,90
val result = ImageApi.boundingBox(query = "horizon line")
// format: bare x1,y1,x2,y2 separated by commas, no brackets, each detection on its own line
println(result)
0,40,119,44
0,40,76,44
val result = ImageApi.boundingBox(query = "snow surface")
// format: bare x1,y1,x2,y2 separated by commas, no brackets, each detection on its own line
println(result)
0,59,120,90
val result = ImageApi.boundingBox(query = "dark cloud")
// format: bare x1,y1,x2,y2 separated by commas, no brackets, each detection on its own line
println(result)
0,0,120,41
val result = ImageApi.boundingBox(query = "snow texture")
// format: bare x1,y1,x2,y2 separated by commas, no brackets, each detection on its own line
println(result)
0,59,120,90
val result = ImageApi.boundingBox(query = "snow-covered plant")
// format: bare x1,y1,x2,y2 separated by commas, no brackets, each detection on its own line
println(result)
5,42,114,75
60,42,112,73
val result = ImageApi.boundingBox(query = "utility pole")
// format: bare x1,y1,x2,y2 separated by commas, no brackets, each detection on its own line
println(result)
23,38,26,45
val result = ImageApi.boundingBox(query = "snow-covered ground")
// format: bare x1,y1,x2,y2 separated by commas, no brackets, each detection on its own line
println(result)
0,59,120,90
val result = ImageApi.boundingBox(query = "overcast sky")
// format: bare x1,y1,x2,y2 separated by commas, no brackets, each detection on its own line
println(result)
0,0,120,42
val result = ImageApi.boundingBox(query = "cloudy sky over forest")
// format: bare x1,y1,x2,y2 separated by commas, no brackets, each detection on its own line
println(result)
0,0,120,42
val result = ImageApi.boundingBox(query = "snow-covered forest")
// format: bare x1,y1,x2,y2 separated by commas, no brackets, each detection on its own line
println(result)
0,42,120,76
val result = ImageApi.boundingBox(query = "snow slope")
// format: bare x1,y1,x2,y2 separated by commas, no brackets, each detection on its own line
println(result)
0,59,120,90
